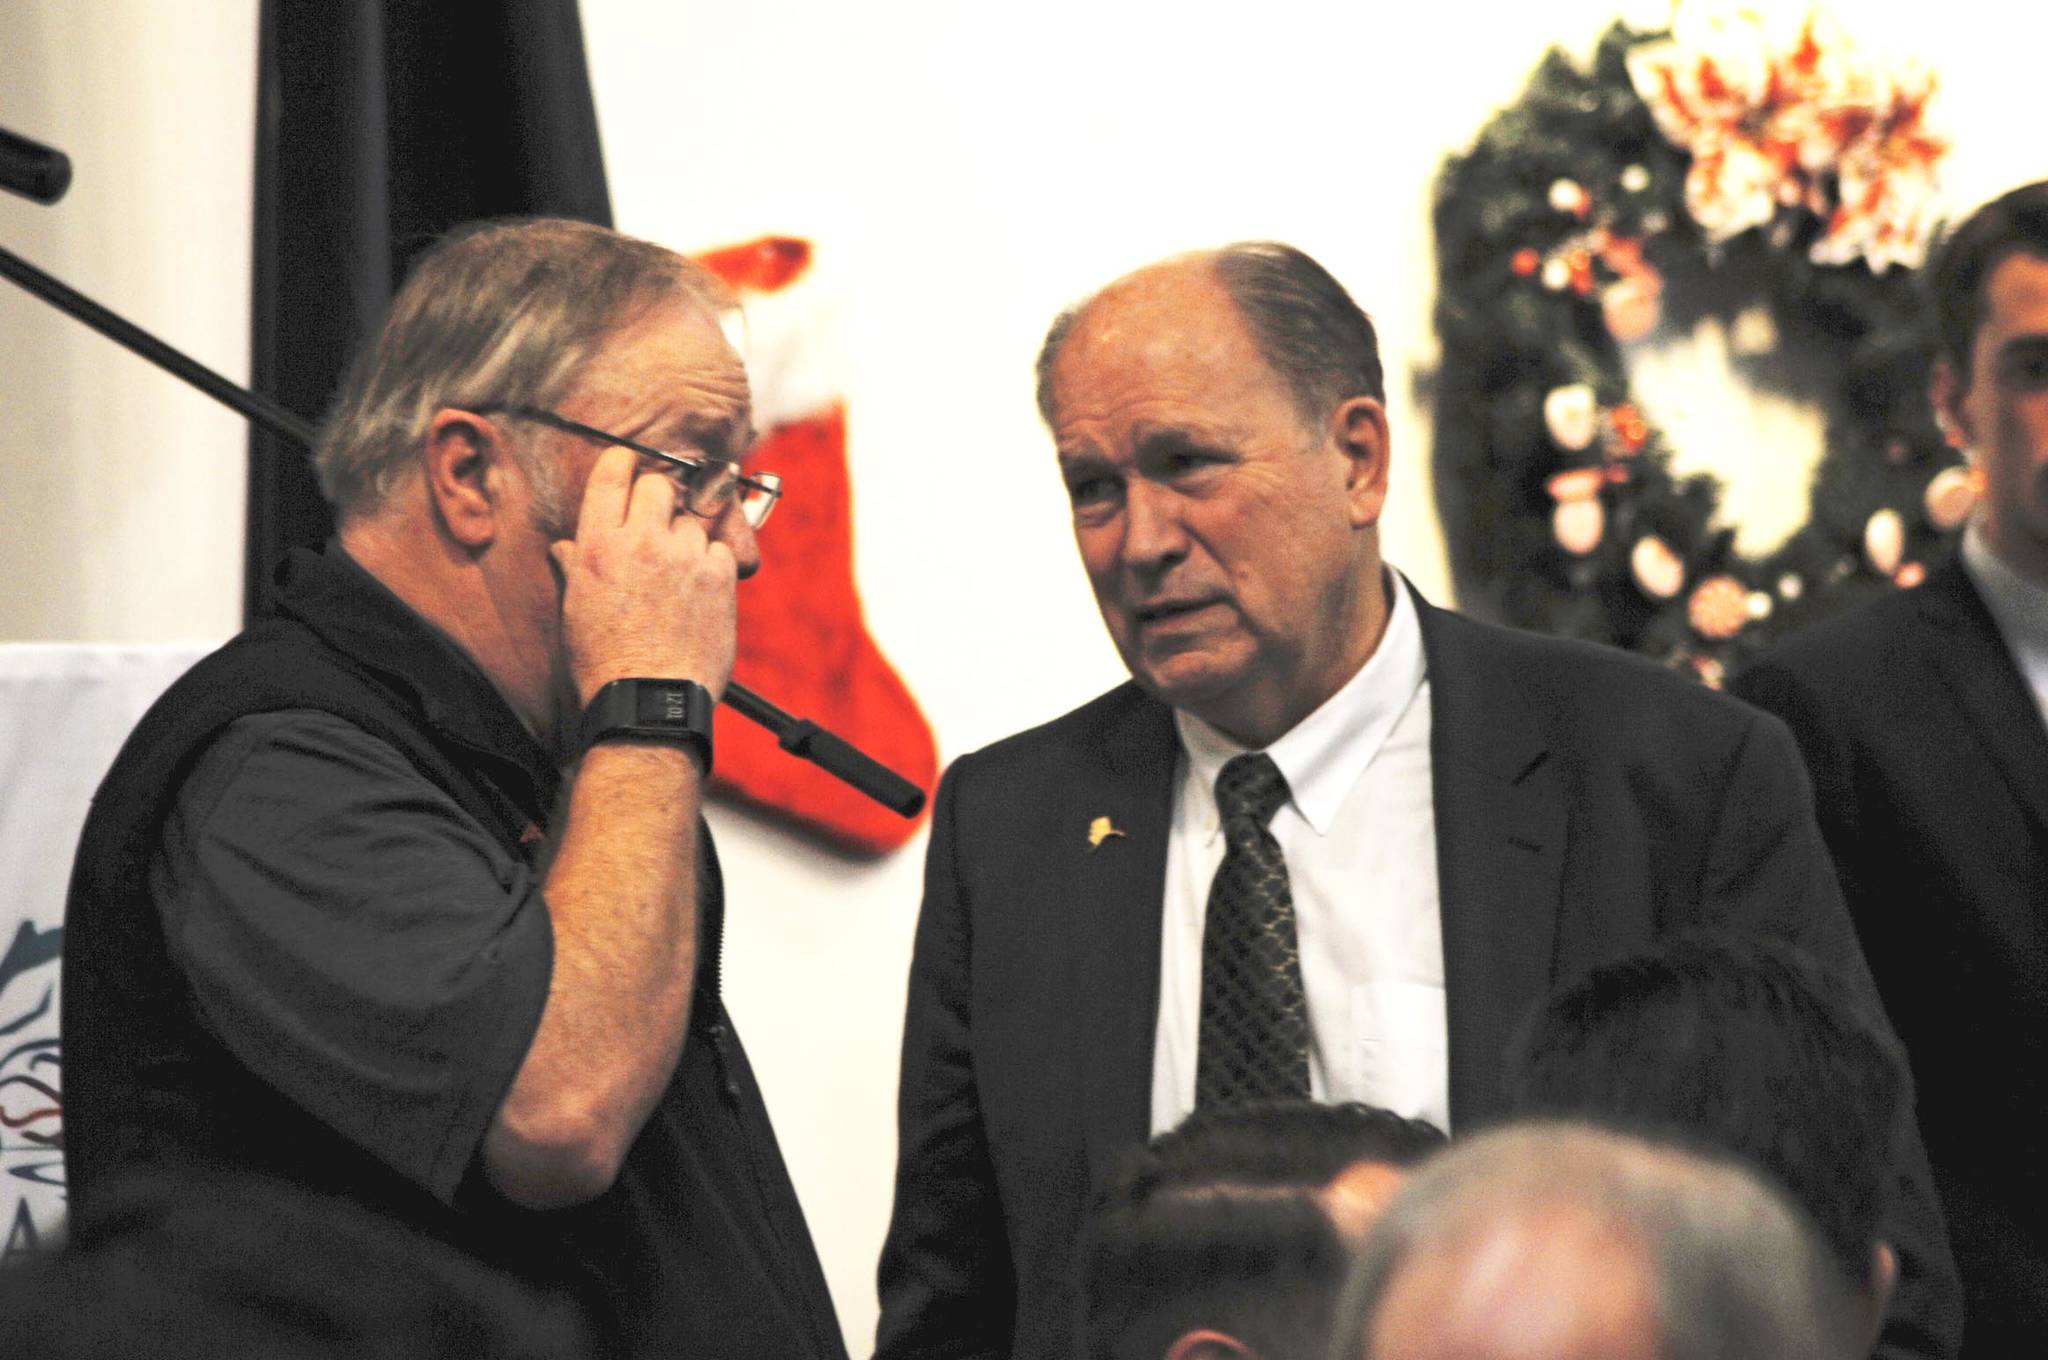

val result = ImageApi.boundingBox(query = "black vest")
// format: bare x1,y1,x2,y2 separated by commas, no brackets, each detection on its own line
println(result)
62,548,846,1360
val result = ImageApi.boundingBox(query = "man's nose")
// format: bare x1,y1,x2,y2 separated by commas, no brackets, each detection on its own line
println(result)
1120,480,1188,574
712,499,762,579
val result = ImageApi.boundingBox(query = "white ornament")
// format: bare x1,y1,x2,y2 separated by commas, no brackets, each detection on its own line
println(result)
1778,573,1805,601
1864,507,1905,575
1632,535,1686,600
1544,384,1600,451
1541,257,1573,291
1554,498,1605,556
1747,591,1774,620
1620,164,1651,193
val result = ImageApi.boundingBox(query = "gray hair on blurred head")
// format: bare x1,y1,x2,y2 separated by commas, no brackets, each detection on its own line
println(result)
1329,1122,1867,1360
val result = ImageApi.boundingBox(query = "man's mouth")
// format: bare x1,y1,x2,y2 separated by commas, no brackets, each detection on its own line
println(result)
1134,597,1223,627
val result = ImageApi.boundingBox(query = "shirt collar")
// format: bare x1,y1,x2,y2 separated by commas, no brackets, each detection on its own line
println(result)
1175,569,1429,837
1962,523,2048,659
269,544,559,795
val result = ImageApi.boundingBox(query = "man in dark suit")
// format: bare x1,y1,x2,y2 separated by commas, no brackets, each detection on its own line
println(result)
1731,181,2048,1353
874,243,1959,1359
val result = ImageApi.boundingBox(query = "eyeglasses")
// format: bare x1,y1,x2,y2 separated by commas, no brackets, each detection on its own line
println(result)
475,404,783,529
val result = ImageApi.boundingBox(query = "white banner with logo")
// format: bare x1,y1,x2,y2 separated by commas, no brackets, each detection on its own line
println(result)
0,643,213,1259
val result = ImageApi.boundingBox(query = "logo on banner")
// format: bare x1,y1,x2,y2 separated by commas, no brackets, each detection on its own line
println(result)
0,921,64,1260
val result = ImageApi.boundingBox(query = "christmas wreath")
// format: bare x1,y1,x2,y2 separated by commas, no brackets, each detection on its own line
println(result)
1430,10,1962,684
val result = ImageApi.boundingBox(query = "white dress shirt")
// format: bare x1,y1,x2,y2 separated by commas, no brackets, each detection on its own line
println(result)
1961,524,2048,732
1149,575,1448,1136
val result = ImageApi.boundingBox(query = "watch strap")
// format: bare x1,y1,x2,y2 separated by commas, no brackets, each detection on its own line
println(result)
578,678,714,772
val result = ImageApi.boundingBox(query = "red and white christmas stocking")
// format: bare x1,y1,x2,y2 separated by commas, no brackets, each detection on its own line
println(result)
694,236,938,855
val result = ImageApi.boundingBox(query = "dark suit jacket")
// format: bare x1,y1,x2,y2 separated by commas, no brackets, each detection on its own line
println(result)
1733,554,2048,1355
878,595,1960,1360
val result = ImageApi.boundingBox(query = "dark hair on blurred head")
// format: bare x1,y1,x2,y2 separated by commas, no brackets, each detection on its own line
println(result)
1503,931,1908,1291
1035,243,1385,428
1140,1099,1445,1191
1081,1101,1444,1360
1927,181,2048,378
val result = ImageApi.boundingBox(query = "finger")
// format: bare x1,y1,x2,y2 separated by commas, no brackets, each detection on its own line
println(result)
577,446,641,535
625,465,680,530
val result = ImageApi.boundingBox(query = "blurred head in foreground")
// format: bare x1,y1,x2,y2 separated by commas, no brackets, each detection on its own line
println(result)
1083,1100,1446,1360
1329,1122,1865,1360
1503,930,1906,1340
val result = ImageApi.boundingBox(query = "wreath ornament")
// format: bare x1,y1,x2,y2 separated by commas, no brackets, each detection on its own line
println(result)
1431,9,1966,684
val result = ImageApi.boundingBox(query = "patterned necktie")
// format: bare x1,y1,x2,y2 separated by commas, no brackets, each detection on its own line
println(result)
1195,751,1312,1108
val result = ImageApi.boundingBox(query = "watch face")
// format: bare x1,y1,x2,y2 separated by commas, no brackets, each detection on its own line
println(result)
637,684,701,726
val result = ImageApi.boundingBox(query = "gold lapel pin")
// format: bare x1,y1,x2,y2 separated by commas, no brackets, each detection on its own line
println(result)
1088,816,1127,849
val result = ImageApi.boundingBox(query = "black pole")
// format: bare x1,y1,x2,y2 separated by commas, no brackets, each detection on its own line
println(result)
0,238,925,819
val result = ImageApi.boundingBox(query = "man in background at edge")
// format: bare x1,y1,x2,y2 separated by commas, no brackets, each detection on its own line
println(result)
873,242,1960,1359
61,219,848,1359
1732,180,2048,1352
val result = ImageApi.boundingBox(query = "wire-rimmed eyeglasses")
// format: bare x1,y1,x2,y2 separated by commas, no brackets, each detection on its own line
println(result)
475,404,782,529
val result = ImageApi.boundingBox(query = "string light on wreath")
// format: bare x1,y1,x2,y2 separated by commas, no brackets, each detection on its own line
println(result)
1431,6,1965,683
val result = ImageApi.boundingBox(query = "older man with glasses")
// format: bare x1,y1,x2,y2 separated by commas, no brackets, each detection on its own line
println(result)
61,218,848,1360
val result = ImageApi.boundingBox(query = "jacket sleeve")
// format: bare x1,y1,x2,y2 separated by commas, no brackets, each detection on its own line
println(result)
874,762,1016,1360
1702,704,1964,1360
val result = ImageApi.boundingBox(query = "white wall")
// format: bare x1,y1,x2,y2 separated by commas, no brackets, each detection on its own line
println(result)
6,1,2047,1351
0,2,256,644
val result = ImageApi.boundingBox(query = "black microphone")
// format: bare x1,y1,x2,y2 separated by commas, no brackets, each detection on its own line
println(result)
0,234,929,820
0,126,72,205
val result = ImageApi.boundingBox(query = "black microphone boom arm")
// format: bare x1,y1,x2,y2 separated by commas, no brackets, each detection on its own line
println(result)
0,237,925,818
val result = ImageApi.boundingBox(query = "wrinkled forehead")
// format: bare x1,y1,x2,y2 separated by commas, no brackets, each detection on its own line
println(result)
1047,263,1287,435
1061,260,1249,367
581,300,755,451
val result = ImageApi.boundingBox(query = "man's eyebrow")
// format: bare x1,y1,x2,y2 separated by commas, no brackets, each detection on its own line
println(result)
661,410,755,459
1994,334,2048,377
1131,426,1231,459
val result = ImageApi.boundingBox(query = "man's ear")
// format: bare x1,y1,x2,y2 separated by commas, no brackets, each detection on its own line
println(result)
423,408,509,549
1331,395,1391,530
1929,359,1975,457
1164,1328,1261,1360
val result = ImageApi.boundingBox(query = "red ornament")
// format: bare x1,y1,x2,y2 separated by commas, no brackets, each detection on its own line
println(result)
1687,575,1750,641
1567,249,1596,295
1511,247,1542,276
1610,402,1650,454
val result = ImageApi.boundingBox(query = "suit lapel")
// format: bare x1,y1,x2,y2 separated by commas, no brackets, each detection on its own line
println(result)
1911,555,2048,840
1063,689,1179,1185
1417,600,1566,1132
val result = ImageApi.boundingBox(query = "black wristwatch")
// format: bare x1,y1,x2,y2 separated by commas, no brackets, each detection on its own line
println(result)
578,678,715,772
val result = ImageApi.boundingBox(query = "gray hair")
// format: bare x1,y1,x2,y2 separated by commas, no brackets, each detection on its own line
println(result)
313,217,733,521
1034,242,1386,429
1329,1123,1866,1360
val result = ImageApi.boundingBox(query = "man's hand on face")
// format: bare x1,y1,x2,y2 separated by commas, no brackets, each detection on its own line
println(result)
550,445,740,705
